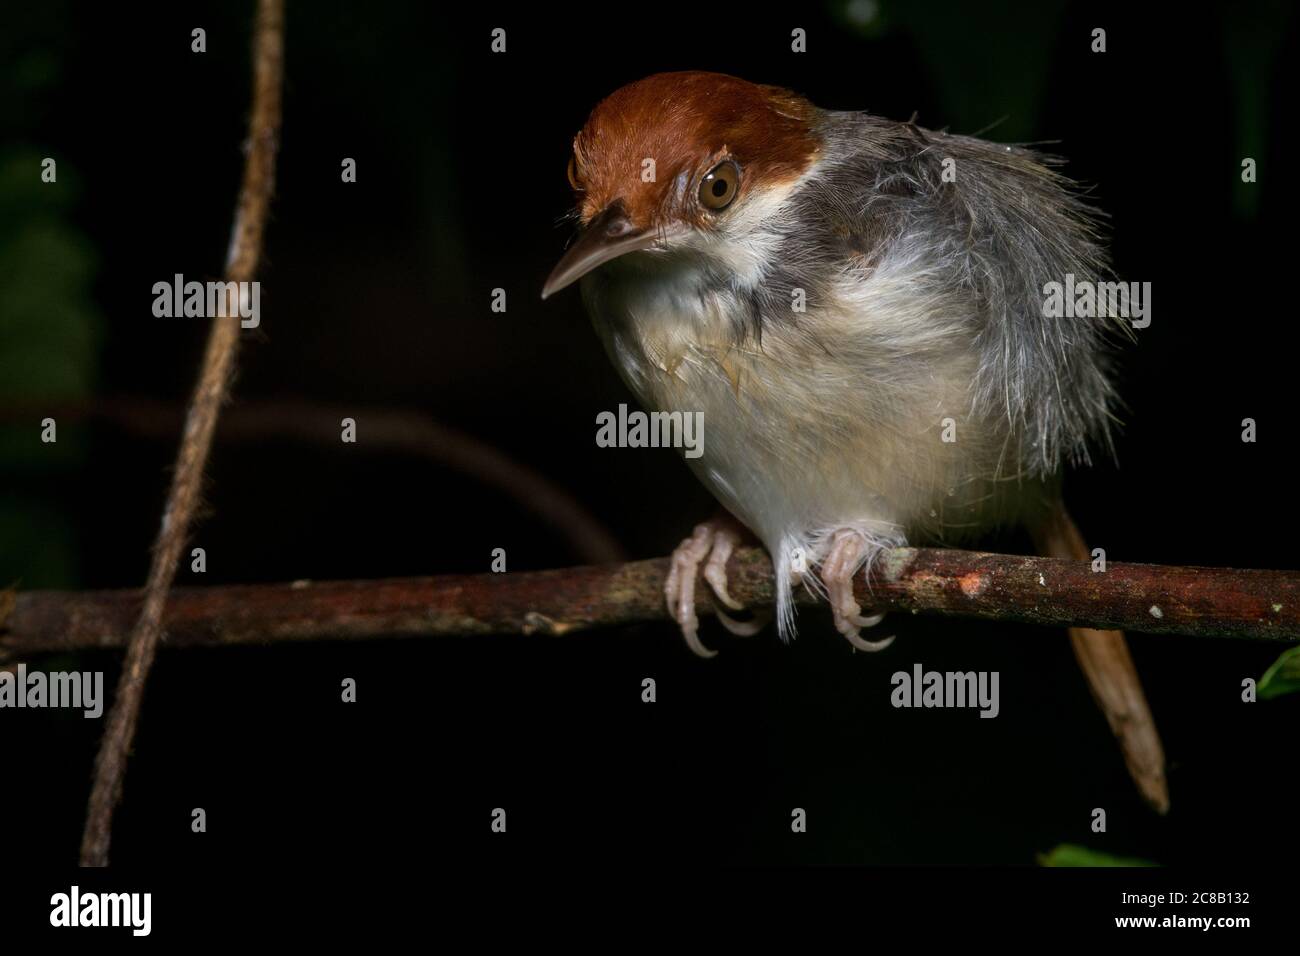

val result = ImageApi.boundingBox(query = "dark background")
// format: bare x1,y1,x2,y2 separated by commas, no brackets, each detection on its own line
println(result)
3,0,1296,867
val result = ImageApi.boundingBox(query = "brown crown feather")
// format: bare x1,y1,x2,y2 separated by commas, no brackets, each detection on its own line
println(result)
570,71,821,230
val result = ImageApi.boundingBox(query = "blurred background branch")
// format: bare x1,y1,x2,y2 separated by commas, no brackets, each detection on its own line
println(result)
0,396,624,565
78,0,285,867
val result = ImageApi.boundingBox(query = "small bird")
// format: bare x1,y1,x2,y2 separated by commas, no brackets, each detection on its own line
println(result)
543,72,1166,811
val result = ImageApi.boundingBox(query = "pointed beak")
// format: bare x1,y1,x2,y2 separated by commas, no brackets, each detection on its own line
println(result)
541,202,658,299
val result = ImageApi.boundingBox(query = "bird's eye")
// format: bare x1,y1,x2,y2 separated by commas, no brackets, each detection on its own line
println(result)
567,156,582,191
698,161,740,211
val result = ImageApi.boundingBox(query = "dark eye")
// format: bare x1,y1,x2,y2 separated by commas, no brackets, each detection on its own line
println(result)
699,161,740,210
567,155,582,191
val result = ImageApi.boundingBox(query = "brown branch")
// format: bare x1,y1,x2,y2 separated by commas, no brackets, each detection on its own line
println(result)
78,0,285,867
5,548,1297,658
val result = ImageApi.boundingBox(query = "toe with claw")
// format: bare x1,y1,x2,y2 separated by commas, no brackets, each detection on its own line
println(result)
819,529,894,652
664,518,770,658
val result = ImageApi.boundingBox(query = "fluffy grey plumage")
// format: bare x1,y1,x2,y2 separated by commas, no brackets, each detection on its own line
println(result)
738,112,1125,481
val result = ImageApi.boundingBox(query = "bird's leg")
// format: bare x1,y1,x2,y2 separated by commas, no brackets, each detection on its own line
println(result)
819,529,894,652
664,516,770,658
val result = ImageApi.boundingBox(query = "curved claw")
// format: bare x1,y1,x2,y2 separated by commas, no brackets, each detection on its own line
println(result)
843,630,896,652
821,529,894,653
716,606,770,637
702,534,744,611
682,623,718,659
665,518,770,656
664,524,717,659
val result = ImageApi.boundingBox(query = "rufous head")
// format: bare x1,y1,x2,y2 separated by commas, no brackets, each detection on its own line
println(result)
542,72,821,298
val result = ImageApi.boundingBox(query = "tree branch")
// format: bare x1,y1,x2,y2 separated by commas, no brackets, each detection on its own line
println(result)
5,547,1296,657
78,0,285,867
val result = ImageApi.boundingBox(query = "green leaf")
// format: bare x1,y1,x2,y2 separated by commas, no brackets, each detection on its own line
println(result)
1037,844,1158,867
1259,645,1300,700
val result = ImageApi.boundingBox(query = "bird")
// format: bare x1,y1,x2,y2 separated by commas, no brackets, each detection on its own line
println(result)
542,71,1167,812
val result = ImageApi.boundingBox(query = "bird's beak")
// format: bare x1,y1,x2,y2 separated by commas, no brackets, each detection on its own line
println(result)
541,203,659,299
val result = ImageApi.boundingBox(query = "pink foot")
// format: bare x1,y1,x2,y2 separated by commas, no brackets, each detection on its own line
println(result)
819,529,894,652
664,518,770,658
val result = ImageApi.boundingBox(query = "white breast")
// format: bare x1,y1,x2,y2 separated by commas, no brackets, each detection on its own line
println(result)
579,200,1025,638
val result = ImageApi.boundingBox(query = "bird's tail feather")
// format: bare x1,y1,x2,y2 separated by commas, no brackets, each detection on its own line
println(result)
1031,502,1169,814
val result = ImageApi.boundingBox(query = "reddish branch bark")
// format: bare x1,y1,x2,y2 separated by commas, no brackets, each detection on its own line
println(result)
4,547,1297,657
